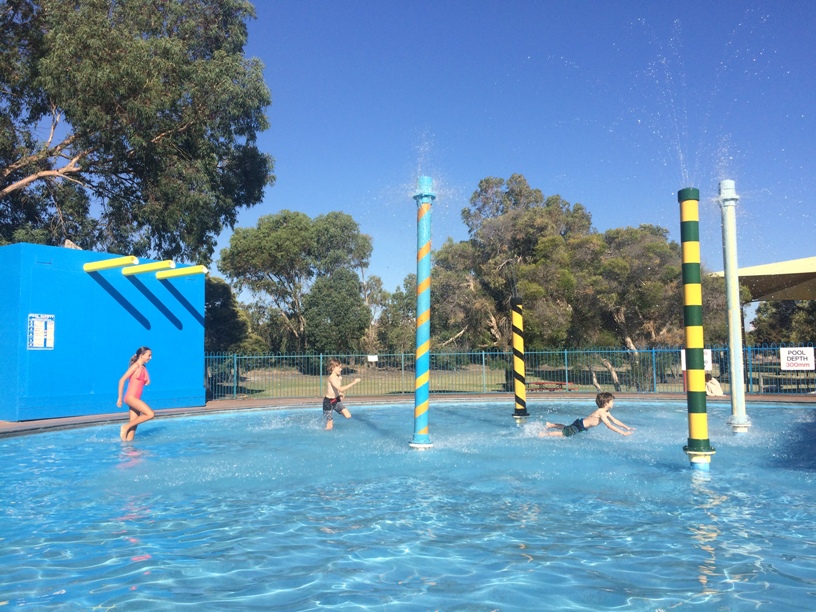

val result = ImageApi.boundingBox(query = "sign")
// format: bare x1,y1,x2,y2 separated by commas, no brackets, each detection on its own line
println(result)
27,314,55,350
681,348,712,371
367,355,379,363
780,347,815,371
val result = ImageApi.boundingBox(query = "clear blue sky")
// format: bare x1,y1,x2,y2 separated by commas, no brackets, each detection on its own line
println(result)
218,0,816,298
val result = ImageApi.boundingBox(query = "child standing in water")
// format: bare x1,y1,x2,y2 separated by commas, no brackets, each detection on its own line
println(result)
539,392,635,437
117,347,154,441
323,358,361,430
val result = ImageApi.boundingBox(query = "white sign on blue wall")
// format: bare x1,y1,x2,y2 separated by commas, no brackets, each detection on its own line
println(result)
27,314,55,350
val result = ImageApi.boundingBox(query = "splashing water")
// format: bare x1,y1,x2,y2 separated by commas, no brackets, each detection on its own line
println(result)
1,400,815,610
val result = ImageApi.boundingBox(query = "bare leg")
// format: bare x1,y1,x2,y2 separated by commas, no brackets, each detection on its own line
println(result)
121,397,155,441
126,407,138,441
340,408,351,419
539,421,567,438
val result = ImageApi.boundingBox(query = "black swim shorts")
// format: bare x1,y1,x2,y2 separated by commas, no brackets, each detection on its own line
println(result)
322,397,346,420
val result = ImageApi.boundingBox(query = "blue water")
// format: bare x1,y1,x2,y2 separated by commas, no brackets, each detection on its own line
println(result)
1,400,815,610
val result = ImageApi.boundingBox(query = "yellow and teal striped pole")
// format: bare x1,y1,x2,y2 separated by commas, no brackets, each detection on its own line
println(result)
510,297,528,421
410,176,435,449
678,187,715,470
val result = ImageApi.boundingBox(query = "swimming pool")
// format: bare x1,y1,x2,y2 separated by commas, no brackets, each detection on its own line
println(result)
1,400,814,610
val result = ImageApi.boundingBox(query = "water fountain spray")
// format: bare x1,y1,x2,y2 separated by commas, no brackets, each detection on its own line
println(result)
410,176,435,449
719,179,750,433
678,188,716,469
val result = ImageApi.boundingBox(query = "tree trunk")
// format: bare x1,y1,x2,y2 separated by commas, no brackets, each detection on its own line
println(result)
601,358,622,392
587,366,602,392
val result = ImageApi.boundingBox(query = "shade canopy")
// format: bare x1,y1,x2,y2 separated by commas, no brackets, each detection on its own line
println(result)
712,256,816,301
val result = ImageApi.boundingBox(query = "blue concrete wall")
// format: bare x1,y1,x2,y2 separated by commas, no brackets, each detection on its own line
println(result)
0,243,205,421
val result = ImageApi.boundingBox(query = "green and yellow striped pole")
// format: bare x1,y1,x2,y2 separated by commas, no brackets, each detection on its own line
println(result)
410,176,435,449
510,297,528,420
678,187,715,470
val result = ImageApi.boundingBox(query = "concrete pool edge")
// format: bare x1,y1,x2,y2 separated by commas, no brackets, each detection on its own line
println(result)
2,392,815,438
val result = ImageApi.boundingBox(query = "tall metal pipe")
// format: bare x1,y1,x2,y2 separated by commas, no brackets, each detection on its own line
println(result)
410,176,435,449
678,188,716,469
719,180,750,433
510,296,528,421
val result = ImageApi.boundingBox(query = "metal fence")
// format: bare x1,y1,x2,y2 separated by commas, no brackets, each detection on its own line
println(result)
204,344,816,401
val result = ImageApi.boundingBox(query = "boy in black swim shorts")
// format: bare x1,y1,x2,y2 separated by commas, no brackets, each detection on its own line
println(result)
539,392,635,437
323,358,361,430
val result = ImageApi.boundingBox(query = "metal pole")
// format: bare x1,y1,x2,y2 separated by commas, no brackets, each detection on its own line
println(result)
719,180,750,433
511,297,528,420
410,176,435,449
678,187,716,469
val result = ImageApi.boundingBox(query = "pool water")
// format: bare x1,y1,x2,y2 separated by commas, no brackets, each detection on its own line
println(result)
1,401,815,610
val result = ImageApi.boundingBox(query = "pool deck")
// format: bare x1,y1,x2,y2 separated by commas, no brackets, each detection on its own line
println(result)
2,392,815,438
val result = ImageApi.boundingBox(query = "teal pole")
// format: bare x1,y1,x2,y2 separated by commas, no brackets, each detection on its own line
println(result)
410,176,435,449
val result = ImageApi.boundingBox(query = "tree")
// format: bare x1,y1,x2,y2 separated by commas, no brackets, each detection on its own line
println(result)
461,174,544,235
457,176,595,349
218,209,373,351
432,238,500,349
377,275,416,354
1,0,274,261
302,269,371,354
589,225,684,348
219,210,314,348
204,276,250,352
749,300,816,345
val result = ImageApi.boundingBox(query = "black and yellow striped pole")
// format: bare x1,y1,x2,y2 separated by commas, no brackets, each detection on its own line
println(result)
510,296,528,421
678,187,715,470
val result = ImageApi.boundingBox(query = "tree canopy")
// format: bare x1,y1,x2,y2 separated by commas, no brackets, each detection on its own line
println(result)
303,268,372,355
218,209,374,351
749,300,816,345
214,174,748,355
1,0,274,262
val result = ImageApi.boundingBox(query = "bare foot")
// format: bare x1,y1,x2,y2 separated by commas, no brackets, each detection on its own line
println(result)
544,422,554,428
120,424,129,441
325,421,333,430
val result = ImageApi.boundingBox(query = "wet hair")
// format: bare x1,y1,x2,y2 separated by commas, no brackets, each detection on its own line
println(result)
327,358,343,373
595,392,615,408
130,346,151,365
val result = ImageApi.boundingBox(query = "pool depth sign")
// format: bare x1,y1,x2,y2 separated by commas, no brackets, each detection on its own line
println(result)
780,347,815,370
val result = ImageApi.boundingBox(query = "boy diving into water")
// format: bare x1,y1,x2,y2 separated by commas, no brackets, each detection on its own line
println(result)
539,392,635,437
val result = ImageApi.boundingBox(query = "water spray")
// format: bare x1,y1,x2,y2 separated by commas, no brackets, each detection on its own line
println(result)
678,188,716,469
410,176,435,449
719,179,750,433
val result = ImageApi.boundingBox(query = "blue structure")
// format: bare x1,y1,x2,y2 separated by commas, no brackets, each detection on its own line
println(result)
0,243,206,422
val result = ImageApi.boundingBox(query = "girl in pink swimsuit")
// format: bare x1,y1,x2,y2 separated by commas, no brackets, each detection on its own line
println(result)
117,346,155,442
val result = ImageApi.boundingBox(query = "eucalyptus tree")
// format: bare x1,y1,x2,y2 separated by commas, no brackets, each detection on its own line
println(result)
204,276,250,353
458,175,595,349
750,300,816,345
1,0,273,261
376,275,416,355
302,268,372,354
218,209,373,351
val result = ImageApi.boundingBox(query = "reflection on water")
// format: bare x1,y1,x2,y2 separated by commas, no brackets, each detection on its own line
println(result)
689,472,725,596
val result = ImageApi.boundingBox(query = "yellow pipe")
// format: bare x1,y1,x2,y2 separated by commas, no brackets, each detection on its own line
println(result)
155,265,209,279
122,260,175,276
83,256,139,272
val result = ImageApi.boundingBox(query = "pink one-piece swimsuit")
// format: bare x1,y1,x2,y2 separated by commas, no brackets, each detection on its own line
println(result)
125,366,150,400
